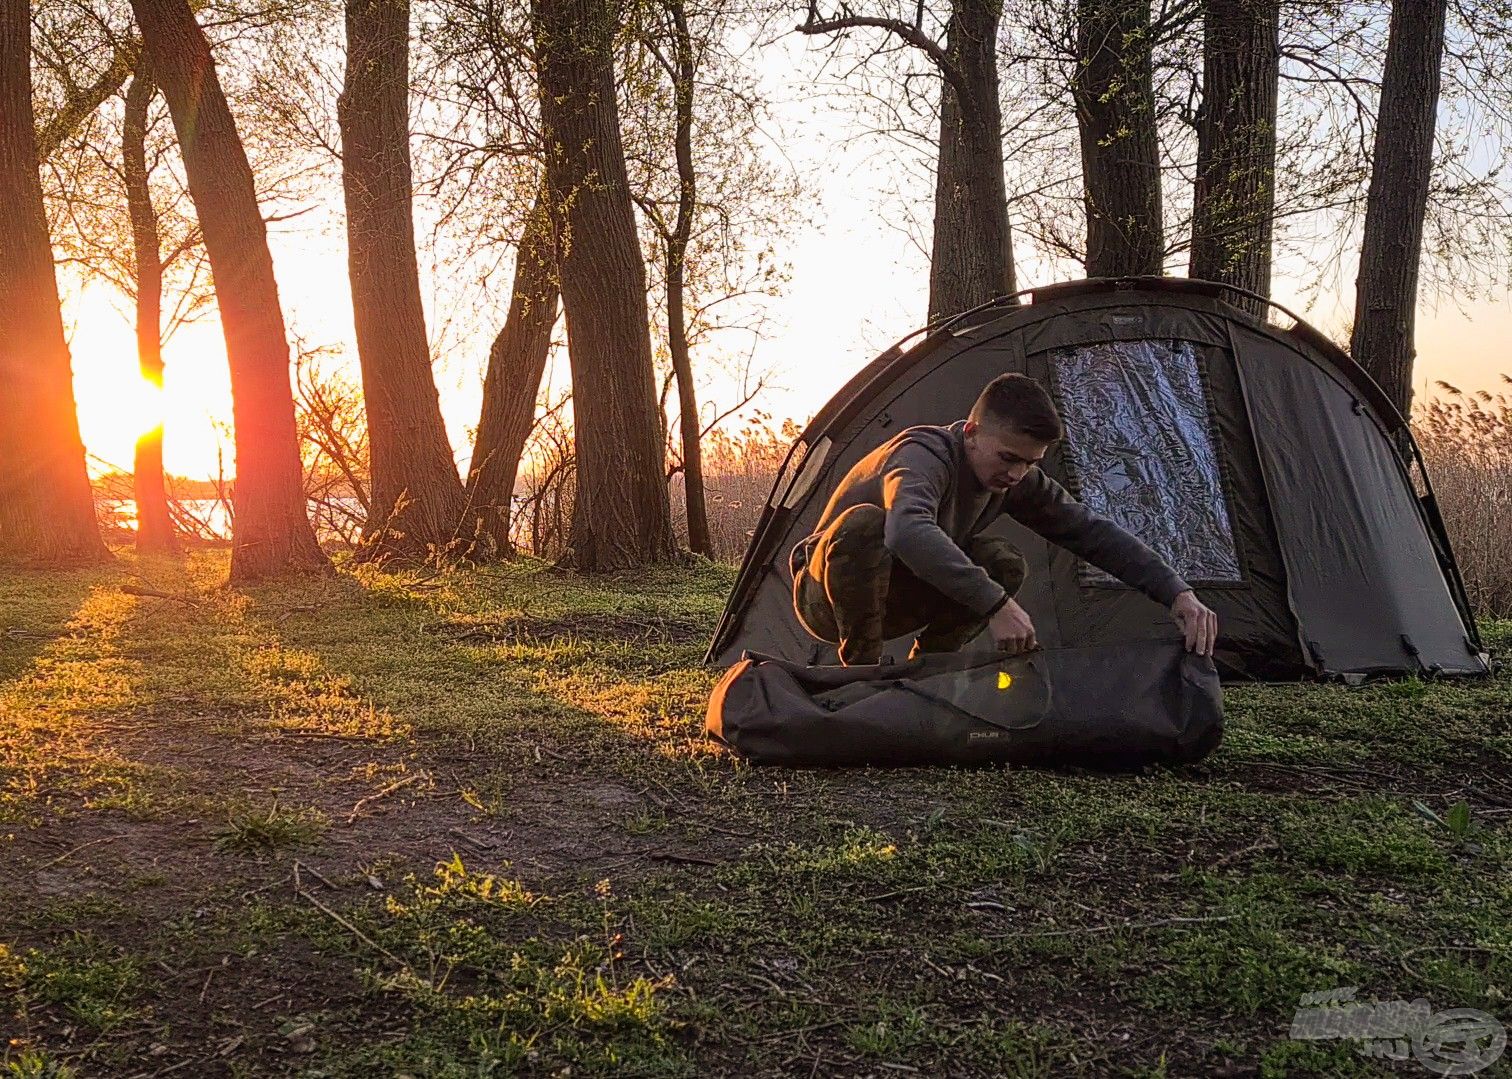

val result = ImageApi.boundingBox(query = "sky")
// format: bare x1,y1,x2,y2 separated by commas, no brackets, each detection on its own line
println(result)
62,31,1512,482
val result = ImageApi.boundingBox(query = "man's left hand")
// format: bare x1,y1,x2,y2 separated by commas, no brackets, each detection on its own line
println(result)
1171,590,1219,657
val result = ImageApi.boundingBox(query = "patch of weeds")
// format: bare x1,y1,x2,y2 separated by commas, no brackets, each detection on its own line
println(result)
458,775,512,819
1136,912,1363,1018
241,643,401,739
1411,799,1481,843
623,804,670,836
1257,1037,1384,1077
369,855,544,985
1279,797,1448,879
330,861,687,1076
1123,1056,1171,1079
1378,676,1430,701
212,799,327,855
843,1003,931,1056
1,935,143,1032
626,891,744,951
957,1021,1066,1078
1,1048,79,1079
8,895,128,936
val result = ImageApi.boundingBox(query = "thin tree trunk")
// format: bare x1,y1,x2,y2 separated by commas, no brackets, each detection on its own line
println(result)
465,189,559,556
339,0,468,565
0,0,110,565
1190,0,1279,311
124,63,180,555
1351,0,1448,420
129,0,330,581
928,0,1015,321
533,0,676,571
664,0,710,557
1073,0,1164,277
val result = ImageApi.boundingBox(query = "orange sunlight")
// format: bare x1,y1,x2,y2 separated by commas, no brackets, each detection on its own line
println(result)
60,231,1512,485
68,284,235,480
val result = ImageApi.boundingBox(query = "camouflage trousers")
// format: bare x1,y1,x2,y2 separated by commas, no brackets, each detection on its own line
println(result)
791,503,1026,666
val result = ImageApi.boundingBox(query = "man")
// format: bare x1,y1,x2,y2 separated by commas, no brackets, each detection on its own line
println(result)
790,372,1219,665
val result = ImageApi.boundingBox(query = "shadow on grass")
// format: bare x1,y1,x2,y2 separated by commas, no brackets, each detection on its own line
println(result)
0,561,118,684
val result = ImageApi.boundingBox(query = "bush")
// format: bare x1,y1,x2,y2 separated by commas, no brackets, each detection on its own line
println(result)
1415,376,1512,618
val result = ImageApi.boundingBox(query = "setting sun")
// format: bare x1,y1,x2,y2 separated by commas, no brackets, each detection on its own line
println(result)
66,285,234,479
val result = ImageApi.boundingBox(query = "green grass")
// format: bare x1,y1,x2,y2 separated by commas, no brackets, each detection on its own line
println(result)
1,935,143,1033
1,551,1509,1076
212,799,328,855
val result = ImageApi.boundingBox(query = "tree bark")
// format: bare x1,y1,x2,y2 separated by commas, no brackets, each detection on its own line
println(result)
1190,0,1279,311
1351,0,1448,420
533,0,676,571
465,189,559,556
124,63,180,555
0,0,110,565
929,0,1016,321
339,0,469,565
663,0,710,556
1073,0,1164,277
129,0,330,581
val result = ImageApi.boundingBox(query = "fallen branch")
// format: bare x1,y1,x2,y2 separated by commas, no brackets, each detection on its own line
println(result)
1208,838,1280,870
36,834,124,870
447,827,494,852
293,859,339,891
293,883,409,970
861,886,930,903
649,851,722,866
346,774,423,824
121,584,200,606
993,914,1238,940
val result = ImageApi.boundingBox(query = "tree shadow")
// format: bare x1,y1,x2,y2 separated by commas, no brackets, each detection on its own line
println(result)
0,561,120,685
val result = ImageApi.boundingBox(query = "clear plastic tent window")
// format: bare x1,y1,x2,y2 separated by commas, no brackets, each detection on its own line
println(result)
1052,339,1242,587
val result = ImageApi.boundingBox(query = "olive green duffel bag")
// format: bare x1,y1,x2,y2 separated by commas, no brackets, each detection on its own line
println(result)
706,640,1222,770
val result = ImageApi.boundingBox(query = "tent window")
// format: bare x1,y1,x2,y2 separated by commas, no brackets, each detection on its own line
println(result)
1052,339,1242,586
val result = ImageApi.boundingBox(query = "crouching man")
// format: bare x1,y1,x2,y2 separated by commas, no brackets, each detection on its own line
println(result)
790,373,1219,665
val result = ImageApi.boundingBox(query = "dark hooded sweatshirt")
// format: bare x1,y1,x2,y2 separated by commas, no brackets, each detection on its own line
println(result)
795,421,1190,617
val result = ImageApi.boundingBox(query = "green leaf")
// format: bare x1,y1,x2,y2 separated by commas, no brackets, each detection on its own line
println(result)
1445,801,1472,837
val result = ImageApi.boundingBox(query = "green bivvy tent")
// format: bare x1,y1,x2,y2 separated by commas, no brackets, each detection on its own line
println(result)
706,278,1491,682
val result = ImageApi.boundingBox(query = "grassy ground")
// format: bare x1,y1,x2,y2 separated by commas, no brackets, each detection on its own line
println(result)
1,550,1509,1078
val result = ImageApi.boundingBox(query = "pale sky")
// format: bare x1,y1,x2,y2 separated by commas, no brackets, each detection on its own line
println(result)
63,32,1512,481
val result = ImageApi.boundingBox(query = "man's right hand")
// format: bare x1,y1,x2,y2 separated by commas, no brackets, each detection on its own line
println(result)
989,598,1037,654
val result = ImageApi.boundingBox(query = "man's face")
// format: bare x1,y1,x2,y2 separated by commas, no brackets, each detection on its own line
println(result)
964,420,1050,492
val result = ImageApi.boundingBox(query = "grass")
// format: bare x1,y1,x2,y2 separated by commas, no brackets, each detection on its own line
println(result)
1,550,1509,1076
212,799,328,855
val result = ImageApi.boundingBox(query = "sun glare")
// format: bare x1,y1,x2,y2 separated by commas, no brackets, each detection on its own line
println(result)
68,286,236,479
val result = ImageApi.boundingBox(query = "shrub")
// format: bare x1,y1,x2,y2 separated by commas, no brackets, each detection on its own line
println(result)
1415,377,1512,618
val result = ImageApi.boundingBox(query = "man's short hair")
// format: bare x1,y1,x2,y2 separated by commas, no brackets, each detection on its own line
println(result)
969,373,1064,442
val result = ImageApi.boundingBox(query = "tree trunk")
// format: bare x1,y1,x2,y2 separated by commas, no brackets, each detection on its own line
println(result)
465,189,559,556
533,0,676,571
1190,0,1279,311
928,0,1015,322
1073,0,1164,277
0,0,110,565
124,63,180,555
1351,0,1448,420
129,0,330,581
338,0,468,565
664,0,710,557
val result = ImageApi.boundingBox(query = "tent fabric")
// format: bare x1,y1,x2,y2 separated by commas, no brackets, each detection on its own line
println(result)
707,279,1489,682
1051,338,1242,587
706,641,1224,769
1233,330,1485,675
